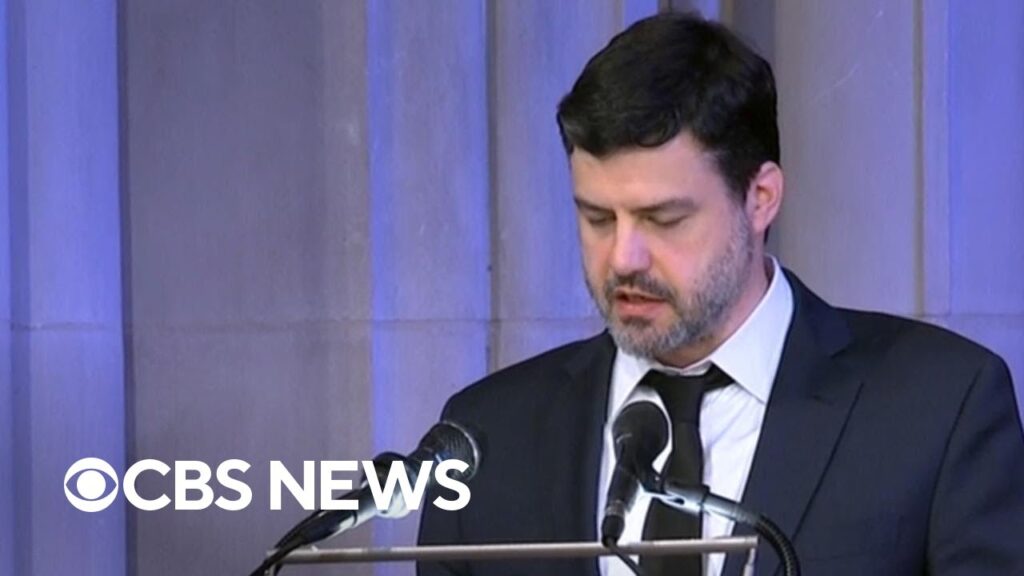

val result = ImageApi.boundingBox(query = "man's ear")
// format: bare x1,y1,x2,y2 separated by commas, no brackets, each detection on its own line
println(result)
746,161,783,238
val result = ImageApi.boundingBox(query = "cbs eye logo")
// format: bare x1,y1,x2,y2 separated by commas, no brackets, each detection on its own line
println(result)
64,458,119,512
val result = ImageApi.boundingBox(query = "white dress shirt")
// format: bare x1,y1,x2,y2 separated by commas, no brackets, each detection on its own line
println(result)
598,257,794,576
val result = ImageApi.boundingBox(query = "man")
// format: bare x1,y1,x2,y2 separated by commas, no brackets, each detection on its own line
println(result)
417,12,1024,576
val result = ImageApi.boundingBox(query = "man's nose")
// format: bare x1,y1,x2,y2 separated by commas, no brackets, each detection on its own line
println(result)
610,225,651,276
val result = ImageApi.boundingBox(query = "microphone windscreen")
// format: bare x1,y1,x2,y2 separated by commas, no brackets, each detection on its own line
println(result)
612,400,669,465
417,420,483,481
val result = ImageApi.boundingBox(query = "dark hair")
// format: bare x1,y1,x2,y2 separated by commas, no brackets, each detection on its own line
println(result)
556,13,779,201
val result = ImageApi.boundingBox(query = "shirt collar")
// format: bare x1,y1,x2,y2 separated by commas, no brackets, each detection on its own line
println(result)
612,256,794,408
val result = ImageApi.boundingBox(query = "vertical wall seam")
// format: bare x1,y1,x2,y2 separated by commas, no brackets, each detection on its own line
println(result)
918,0,952,319
914,0,925,316
485,0,500,373
114,0,136,573
365,0,382,455
721,0,735,26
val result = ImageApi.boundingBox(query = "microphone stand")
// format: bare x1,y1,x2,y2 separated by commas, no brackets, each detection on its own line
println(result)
645,476,801,576
251,453,409,576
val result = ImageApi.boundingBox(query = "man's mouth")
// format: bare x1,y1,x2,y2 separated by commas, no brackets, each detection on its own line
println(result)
614,290,664,303
612,291,667,317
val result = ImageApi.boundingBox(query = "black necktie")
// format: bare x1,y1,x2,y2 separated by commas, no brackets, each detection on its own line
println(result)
639,365,733,576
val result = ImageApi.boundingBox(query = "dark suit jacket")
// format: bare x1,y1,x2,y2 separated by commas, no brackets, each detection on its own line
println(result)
417,273,1024,576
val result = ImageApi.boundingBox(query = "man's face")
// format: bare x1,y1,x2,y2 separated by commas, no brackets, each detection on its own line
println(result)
570,132,756,361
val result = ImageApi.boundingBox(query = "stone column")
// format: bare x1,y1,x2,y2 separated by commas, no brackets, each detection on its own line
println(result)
3,0,125,574
362,2,492,572
766,0,1023,388
489,0,624,369
940,0,1024,389
774,1,920,311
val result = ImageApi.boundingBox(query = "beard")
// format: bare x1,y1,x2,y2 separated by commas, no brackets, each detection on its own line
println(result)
587,210,754,360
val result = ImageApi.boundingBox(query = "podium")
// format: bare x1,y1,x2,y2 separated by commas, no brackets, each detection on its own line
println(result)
268,536,759,574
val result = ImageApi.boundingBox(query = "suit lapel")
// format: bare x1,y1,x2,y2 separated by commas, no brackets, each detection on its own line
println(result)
543,333,615,576
722,273,863,576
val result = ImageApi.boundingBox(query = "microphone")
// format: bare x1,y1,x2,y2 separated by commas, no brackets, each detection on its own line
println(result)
601,398,669,545
647,479,802,576
253,421,482,576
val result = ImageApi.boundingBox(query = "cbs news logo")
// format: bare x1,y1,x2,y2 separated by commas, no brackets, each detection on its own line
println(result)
64,456,471,513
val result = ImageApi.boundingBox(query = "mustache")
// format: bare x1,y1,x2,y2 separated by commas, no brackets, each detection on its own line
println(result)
603,273,676,302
